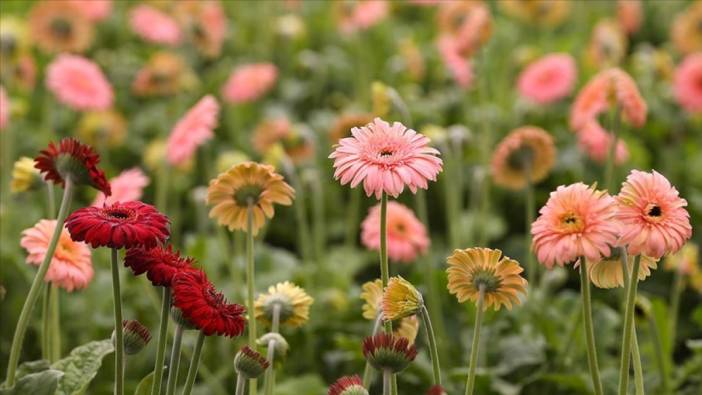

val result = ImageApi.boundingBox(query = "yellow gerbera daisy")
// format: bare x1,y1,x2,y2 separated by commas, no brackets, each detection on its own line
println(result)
446,247,527,310
382,276,423,321
360,279,420,343
77,110,127,148
207,162,294,235
254,281,313,328
588,252,658,289
11,157,41,193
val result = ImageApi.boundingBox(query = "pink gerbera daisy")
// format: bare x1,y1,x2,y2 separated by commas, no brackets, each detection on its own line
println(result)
329,118,443,199
437,35,474,89
45,54,114,111
93,168,150,207
577,121,629,164
615,170,692,259
69,0,112,22
337,0,389,34
532,183,620,268
0,86,9,130
21,219,93,292
221,63,278,104
166,95,219,166
361,201,430,263
517,53,577,104
129,5,182,46
673,53,702,113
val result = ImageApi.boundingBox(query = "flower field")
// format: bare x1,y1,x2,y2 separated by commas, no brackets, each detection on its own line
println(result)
1,1,701,395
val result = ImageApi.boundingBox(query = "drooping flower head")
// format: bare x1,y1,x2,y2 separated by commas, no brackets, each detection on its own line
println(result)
234,346,270,379
172,270,246,337
336,0,389,35
11,157,41,193
517,53,576,104
670,1,702,55
363,332,417,373
588,250,658,289
252,118,315,164
29,0,94,53
576,121,629,165
491,126,556,190
207,162,295,235
129,5,182,46
124,245,195,287
615,170,692,259
360,279,420,343
117,319,151,355
78,110,127,148
446,248,527,310
46,54,114,111
673,53,702,113
361,201,429,262
330,118,443,199
426,385,448,395
173,0,228,58
382,276,423,321
330,113,374,144
66,201,170,249
93,168,149,207
21,219,93,292
166,95,219,166
255,281,314,328
532,183,619,268
221,63,278,104
132,52,196,97
34,138,111,195
328,375,368,395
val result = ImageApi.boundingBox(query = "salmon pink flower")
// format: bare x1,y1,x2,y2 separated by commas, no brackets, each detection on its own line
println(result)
437,1,491,57
221,63,278,104
69,0,112,22
21,219,93,292
166,95,219,166
0,86,9,130
361,201,429,262
617,0,642,35
29,0,94,53
532,183,619,268
577,121,629,164
336,0,389,34
517,53,576,104
35,138,111,195
615,170,692,259
46,54,114,111
437,35,474,89
673,53,702,113
173,0,229,58
124,245,195,287
129,5,182,46
330,118,443,199
93,168,149,207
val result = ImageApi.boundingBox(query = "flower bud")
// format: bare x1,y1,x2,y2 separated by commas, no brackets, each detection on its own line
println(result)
234,346,269,379
328,375,368,395
112,320,151,355
362,332,417,373
257,332,289,357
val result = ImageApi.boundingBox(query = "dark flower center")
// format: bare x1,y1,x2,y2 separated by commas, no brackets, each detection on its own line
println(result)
507,144,535,172
472,269,502,293
648,205,662,217
234,184,264,206
106,209,133,220
379,149,394,157
559,211,584,232
50,18,73,39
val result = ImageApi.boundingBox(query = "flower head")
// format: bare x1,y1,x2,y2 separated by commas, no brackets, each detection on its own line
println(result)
586,19,627,68
221,63,278,104
577,121,629,165
77,110,127,148
129,5,182,46
517,53,576,104
437,0,491,57
21,219,93,292
173,0,228,58
426,386,448,395
382,276,423,321
361,201,429,262
172,270,246,337
328,375,368,395
670,1,702,55
124,245,195,287
116,320,151,355
207,162,294,235
330,118,442,199
132,52,196,97
255,281,313,328
93,168,149,207
673,53,702,113
336,0,389,35
35,138,111,195
29,0,94,53
234,346,269,379
360,279,420,343
68,0,112,22
532,183,619,268
66,201,170,249
617,0,642,35
588,251,658,288
499,0,570,27
437,35,474,88
0,86,9,130
330,114,375,144
252,118,314,164
167,95,219,166
11,157,41,193
362,332,417,373
46,54,113,111
615,170,692,259
446,247,527,310
665,243,699,276
491,126,556,190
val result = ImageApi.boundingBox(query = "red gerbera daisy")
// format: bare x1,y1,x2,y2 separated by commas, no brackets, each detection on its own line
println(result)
172,270,246,337
426,385,448,395
34,137,111,195
124,245,195,286
65,201,170,249
328,375,367,395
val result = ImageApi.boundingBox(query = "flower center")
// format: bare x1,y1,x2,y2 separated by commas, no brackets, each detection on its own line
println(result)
379,149,394,157
233,184,264,206
559,211,584,232
50,18,73,39
472,268,502,293
507,144,535,172
263,295,295,323
393,222,407,235
645,203,663,221
105,208,134,220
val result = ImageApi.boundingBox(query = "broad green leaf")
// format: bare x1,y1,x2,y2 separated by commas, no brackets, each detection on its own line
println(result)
16,360,51,379
133,371,155,395
51,339,115,395
0,369,63,395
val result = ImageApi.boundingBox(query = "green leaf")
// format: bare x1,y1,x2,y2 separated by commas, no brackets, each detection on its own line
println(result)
16,360,51,379
133,372,155,395
0,369,63,395
51,339,115,395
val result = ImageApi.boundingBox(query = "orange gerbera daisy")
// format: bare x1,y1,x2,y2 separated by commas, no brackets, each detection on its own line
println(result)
491,126,556,190
670,1,702,55
360,279,420,343
29,0,94,54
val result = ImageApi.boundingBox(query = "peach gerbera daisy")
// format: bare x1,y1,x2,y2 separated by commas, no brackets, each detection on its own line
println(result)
29,0,94,53
166,95,219,166
446,247,527,310
517,53,576,104
207,162,295,235
361,201,429,263
21,219,93,292
673,53,702,113
129,5,182,46
617,0,642,35
615,170,692,259
437,35,474,88
532,183,620,268
437,0,492,57
0,86,9,130
577,121,629,164
221,63,278,104
670,1,702,55
585,19,627,68
173,0,229,58
491,126,556,190
69,0,112,22
336,0,389,35
330,118,443,199
93,168,150,207
45,54,114,111
588,250,657,289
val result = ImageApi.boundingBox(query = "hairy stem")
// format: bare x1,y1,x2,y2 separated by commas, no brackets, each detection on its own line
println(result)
618,255,641,395
111,248,124,395
151,288,172,395
421,305,442,386
465,285,485,395
165,324,184,395
580,259,604,395
181,331,206,395
246,203,258,395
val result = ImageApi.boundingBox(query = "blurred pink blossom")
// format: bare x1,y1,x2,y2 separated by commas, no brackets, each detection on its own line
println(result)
46,54,114,111
93,168,150,207
518,53,576,104
577,121,629,165
437,35,474,89
673,53,702,113
129,5,182,46
0,86,9,130
339,0,389,34
361,201,430,263
167,95,219,166
70,0,112,22
221,63,278,104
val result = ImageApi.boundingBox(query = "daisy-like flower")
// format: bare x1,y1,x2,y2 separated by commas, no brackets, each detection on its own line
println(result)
617,0,642,35
29,0,94,53
216,150,250,174
577,121,629,164
436,0,491,57
252,118,315,164
34,138,111,195
234,346,270,379
665,243,699,276
255,281,314,328
437,34,474,89
673,53,702,113
330,113,374,144
173,0,228,58
118,319,151,355
0,86,9,130
330,118,443,199
336,0,389,35
206,162,294,235
45,54,114,111
78,110,127,148
129,5,182,46
11,157,41,193
65,201,170,249
517,53,576,104
132,51,196,97
446,248,527,310
363,332,417,373
588,251,658,289
93,168,149,207
670,1,702,55
172,269,246,337
68,0,112,22
361,201,430,262
382,276,423,321
360,279,420,343
615,170,692,259
585,19,627,68
221,63,278,104
328,375,368,395
21,219,93,292
491,126,556,190
499,0,571,27
166,95,219,166
124,245,195,287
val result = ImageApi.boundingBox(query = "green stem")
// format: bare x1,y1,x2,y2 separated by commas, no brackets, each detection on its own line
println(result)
47,182,56,217
165,324,184,395
181,331,206,395
618,255,641,395
580,258,604,395
382,370,391,395
604,107,621,192
151,288,172,395
362,314,384,387
648,316,670,394
41,284,50,360
49,285,60,362
156,165,170,214
286,161,312,266
4,179,74,387
379,192,391,334
235,373,246,395
111,248,124,395
525,175,536,286
420,306,442,386
263,304,281,395
465,286,485,395
631,330,645,395
310,170,326,266
246,204,258,395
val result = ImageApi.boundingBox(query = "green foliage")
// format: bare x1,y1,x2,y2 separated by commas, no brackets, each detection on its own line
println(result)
51,339,114,395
